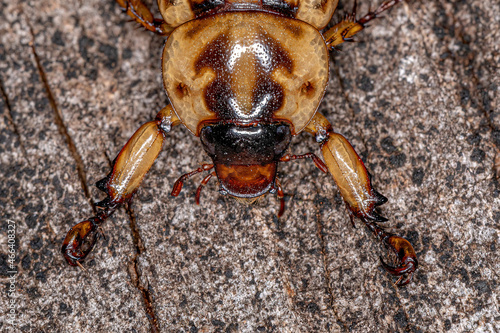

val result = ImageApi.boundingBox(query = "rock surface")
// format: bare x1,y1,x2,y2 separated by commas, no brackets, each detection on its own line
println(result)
1,0,499,332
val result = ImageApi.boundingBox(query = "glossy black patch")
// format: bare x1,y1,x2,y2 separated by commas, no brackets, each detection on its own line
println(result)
262,0,299,16
189,0,299,18
190,0,225,17
200,123,292,165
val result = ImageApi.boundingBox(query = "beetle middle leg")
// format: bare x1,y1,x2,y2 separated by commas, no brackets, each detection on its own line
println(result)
115,0,173,36
323,0,406,49
305,112,418,286
61,105,180,266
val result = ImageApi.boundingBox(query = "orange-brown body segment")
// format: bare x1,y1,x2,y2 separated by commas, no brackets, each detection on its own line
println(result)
216,163,277,197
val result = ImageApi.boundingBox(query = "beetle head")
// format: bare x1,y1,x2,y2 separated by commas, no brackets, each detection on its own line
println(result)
200,122,291,198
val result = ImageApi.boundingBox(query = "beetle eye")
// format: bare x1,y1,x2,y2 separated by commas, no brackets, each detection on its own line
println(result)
276,124,287,139
274,124,291,155
200,126,216,156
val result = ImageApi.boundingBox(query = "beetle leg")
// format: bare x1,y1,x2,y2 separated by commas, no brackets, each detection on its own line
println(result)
61,105,180,266
305,112,417,285
115,0,173,36
323,0,406,49
61,216,102,267
365,222,418,286
305,112,383,220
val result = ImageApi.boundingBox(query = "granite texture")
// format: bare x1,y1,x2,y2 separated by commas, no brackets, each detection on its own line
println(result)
1,0,499,332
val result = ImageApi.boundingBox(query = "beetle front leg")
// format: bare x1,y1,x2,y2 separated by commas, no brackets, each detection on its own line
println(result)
61,105,180,266
305,112,418,286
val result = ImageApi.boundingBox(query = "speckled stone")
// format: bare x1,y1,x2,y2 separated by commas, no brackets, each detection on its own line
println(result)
0,0,498,332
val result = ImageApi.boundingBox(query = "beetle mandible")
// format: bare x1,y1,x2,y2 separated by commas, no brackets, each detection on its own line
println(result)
62,0,418,286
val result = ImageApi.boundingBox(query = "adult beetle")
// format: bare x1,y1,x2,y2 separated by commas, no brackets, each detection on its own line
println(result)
62,0,418,286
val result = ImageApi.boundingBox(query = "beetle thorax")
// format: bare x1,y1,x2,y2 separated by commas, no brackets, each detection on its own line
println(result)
194,26,293,124
162,11,329,135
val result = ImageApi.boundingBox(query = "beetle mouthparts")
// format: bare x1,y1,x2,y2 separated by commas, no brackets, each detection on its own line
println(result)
215,163,277,198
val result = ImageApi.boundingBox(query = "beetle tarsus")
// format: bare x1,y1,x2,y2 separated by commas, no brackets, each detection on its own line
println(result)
61,216,102,266
358,0,406,26
61,204,118,266
363,220,418,286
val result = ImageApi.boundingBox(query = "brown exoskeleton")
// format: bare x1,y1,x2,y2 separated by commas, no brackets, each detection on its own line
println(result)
62,0,418,286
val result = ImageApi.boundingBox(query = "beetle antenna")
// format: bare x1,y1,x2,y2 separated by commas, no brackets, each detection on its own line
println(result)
195,172,215,205
171,164,214,197
275,179,286,218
